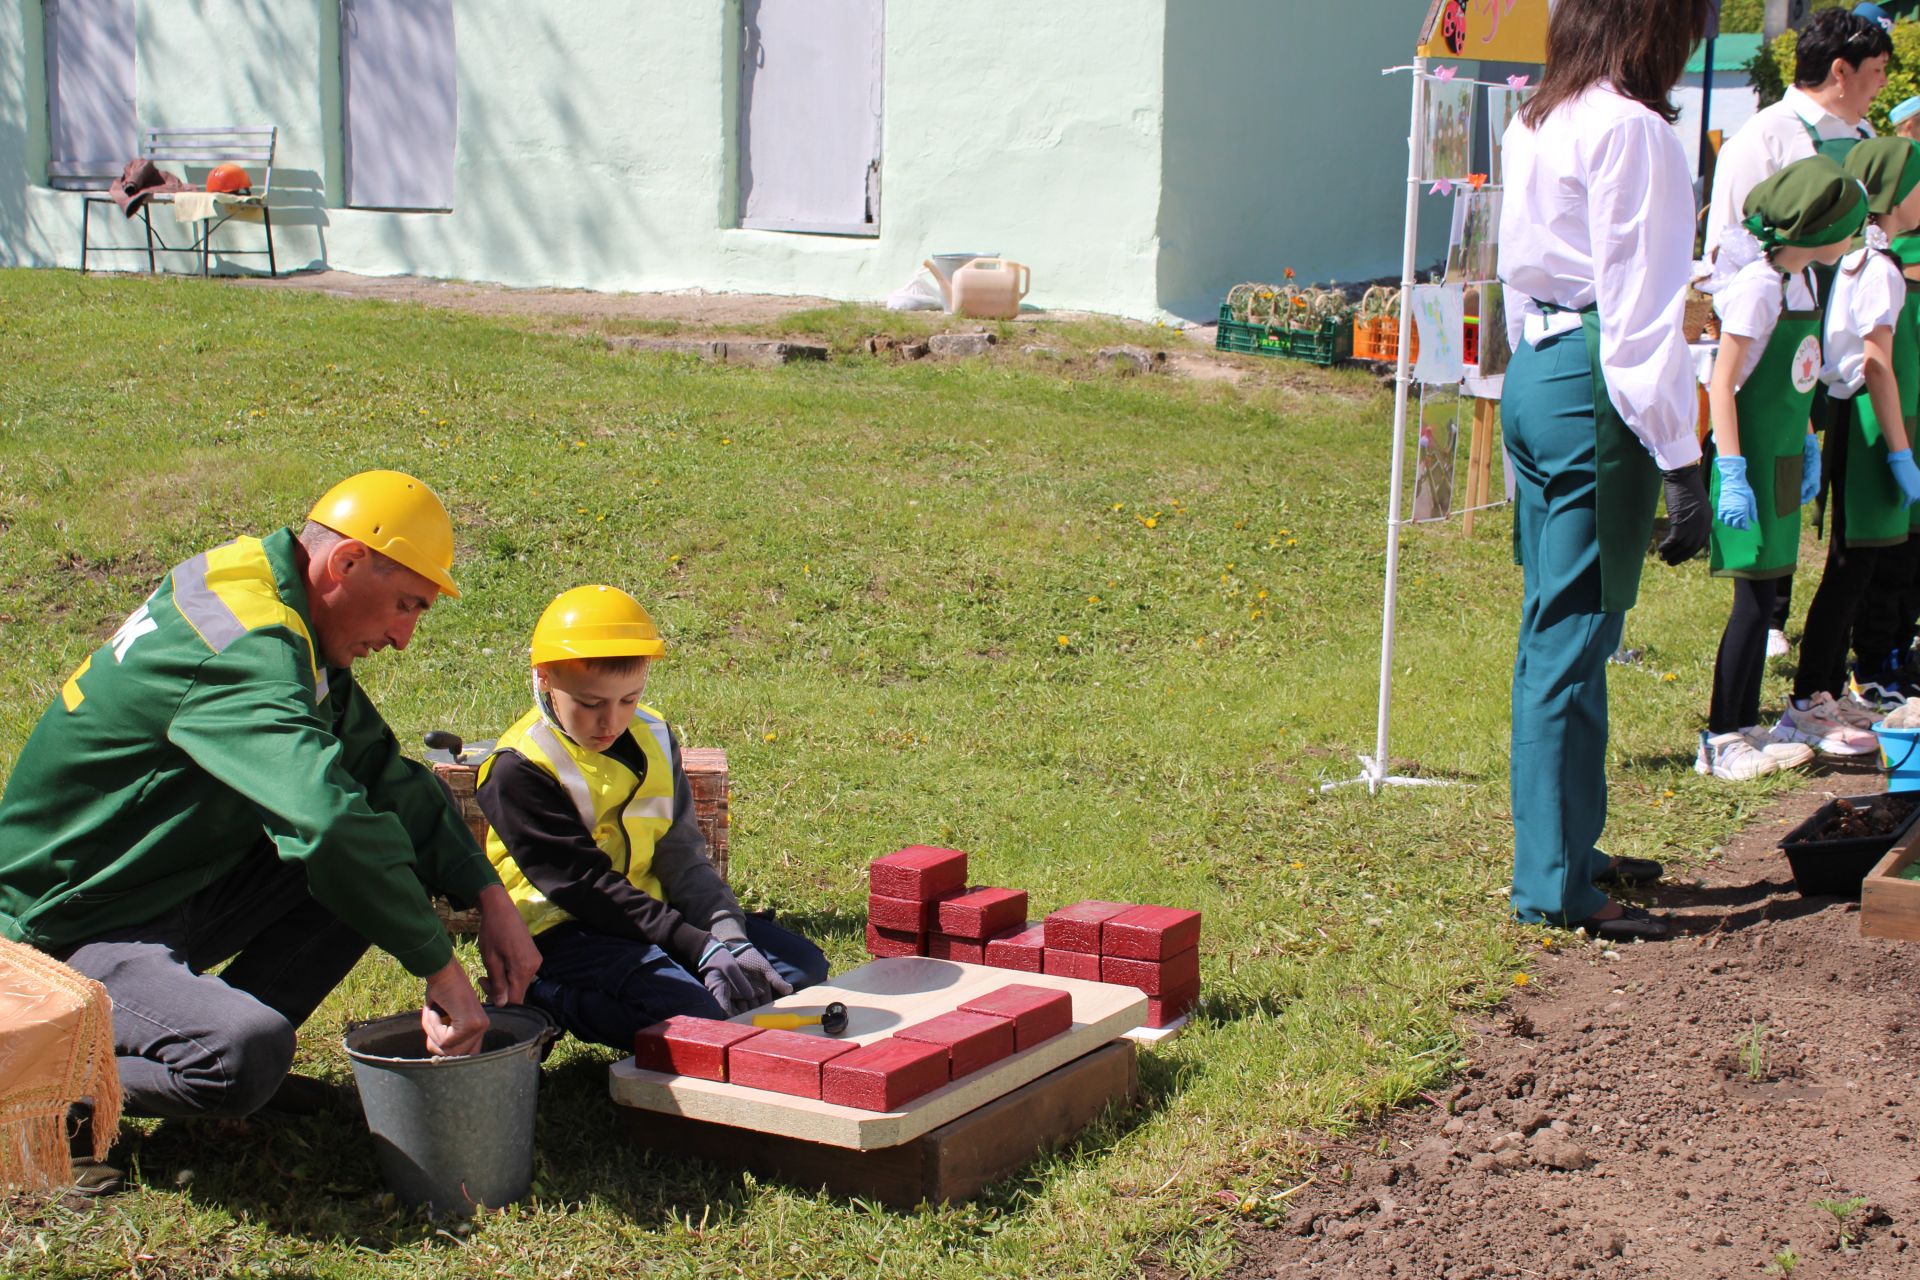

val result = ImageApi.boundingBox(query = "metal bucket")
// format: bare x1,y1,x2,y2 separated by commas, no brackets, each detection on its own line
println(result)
344,1005,555,1217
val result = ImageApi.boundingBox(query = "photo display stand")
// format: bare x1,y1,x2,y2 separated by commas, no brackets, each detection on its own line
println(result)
1324,0,1548,795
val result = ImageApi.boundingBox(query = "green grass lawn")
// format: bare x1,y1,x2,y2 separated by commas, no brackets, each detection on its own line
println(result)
0,269,1807,1279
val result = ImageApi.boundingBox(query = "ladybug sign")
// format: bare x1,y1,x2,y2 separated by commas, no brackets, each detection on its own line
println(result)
1419,0,1549,64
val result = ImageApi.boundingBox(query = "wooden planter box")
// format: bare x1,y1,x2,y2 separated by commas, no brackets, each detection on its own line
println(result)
429,744,730,933
1861,829,1920,942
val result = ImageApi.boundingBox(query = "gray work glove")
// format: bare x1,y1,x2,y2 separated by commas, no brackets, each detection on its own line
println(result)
723,938,794,1008
696,940,758,1016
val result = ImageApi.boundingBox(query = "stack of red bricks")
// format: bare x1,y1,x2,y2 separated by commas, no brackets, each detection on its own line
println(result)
865,845,1202,1029
631,982,1072,1112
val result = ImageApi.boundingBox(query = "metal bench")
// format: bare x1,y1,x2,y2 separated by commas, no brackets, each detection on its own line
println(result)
79,125,278,277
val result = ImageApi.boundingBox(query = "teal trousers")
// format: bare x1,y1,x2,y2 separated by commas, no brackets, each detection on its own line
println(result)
1502,330,1618,925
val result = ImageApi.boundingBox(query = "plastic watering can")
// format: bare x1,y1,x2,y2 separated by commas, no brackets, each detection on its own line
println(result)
945,258,1031,320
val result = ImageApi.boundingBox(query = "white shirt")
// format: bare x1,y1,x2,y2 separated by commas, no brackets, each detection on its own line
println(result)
1497,84,1702,470
1823,240,1905,398
1713,249,1818,388
1703,87,1874,260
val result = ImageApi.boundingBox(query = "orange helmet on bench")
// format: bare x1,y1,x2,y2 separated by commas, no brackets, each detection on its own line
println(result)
206,163,252,195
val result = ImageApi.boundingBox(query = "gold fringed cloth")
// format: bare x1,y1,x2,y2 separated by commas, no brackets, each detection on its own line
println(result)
0,937,120,1189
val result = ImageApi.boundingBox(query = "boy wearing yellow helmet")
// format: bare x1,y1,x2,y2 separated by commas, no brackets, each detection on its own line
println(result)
476,585,827,1049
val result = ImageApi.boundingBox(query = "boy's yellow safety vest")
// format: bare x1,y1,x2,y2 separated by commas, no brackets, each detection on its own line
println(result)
479,704,676,937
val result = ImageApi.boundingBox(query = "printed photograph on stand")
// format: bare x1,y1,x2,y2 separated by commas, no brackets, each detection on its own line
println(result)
1421,77,1476,183
1445,189,1502,285
1485,85,1529,185
1412,385,1461,523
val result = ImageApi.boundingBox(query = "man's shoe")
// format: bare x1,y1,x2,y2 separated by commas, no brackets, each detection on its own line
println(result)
66,1100,126,1196
1766,628,1792,658
1775,695,1879,756
1696,730,1784,780
69,1157,127,1197
264,1072,344,1117
1594,855,1664,886
1568,905,1671,941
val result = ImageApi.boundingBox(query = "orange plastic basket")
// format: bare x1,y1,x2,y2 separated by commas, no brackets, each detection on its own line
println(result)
1352,315,1417,364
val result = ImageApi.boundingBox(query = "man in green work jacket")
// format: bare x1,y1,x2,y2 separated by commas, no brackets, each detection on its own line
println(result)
0,470,540,1158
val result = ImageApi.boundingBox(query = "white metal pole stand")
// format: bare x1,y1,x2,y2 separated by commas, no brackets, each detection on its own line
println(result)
1324,56,1455,795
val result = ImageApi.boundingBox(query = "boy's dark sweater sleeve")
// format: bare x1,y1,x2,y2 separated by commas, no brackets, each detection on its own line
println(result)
650,729,748,939
475,751,713,967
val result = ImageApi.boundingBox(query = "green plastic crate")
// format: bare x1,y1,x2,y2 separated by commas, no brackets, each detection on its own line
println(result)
1213,305,1352,366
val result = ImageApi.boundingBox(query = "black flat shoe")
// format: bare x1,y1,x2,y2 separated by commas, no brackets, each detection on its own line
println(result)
1568,905,1671,941
1594,855,1664,887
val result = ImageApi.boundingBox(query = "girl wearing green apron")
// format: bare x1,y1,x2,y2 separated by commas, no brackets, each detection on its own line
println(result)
1496,0,1719,942
1787,138,1920,750
1699,158,1866,780
1848,220,1920,704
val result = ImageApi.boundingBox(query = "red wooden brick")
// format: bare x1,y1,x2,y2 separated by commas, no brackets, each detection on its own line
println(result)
866,922,924,958
1043,900,1132,953
868,893,933,933
958,983,1073,1050
631,1016,764,1081
935,886,1029,939
869,845,969,900
1100,905,1202,960
728,1028,856,1099
820,1036,952,1111
984,922,1044,972
894,1010,1017,1079
1100,946,1200,996
1043,948,1103,981
1147,977,1200,1028
926,933,985,964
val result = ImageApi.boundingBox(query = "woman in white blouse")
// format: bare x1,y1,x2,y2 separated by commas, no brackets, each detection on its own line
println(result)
1495,0,1719,942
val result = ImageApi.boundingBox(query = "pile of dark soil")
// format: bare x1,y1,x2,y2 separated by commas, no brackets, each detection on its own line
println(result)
1224,774,1920,1279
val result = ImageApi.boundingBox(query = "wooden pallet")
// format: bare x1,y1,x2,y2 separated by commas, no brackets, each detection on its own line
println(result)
1862,829,1920,942
618,1039,1138,1207
608,957,1146,1150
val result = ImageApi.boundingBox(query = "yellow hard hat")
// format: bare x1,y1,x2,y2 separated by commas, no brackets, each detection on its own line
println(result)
307,470,460,599
530,585,666,667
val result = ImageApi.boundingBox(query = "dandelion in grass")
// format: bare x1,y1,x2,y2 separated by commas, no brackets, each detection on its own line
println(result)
1140,516,1159,529
1111,503,1125,512
1512,972,1530,986
763,731,777,743
1057,635,1071,648
1087,595,1101,604
1662,672,1678,682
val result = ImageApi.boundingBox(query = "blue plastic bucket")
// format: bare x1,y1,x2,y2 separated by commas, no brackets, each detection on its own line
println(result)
1875,720,1920,792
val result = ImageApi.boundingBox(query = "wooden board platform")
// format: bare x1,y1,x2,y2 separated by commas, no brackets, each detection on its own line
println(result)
618,1040,1138,1208
608,956,1145,1150
1863,829,1920,942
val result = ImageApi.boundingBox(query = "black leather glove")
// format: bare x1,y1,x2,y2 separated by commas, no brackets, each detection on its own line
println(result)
696,941,758,1015
1656,463,1710,566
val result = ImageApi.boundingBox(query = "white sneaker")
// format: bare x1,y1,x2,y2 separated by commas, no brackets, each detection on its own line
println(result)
1774,694,1880,756
1696,730,1786,780
1824,692,1883,731
1766,629,1792,658
1850,674,1907,714
1739,724,1816,769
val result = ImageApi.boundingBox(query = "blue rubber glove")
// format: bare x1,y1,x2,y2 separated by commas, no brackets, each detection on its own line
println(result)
1714,455,1758,530
1892,448,1920,506
1800,433,1821,506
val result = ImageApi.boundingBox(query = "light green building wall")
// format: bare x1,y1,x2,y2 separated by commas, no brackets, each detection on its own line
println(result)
0,1,1435,320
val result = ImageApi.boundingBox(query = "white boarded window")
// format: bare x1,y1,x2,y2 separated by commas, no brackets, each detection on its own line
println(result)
738,0,883,235
44,0,136,186
341,0,457,210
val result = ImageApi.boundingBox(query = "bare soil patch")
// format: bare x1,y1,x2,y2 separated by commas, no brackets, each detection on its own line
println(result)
1224,768,1920,1279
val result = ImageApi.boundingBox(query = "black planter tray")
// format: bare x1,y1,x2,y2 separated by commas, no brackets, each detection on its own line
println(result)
1779,790,1920,898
